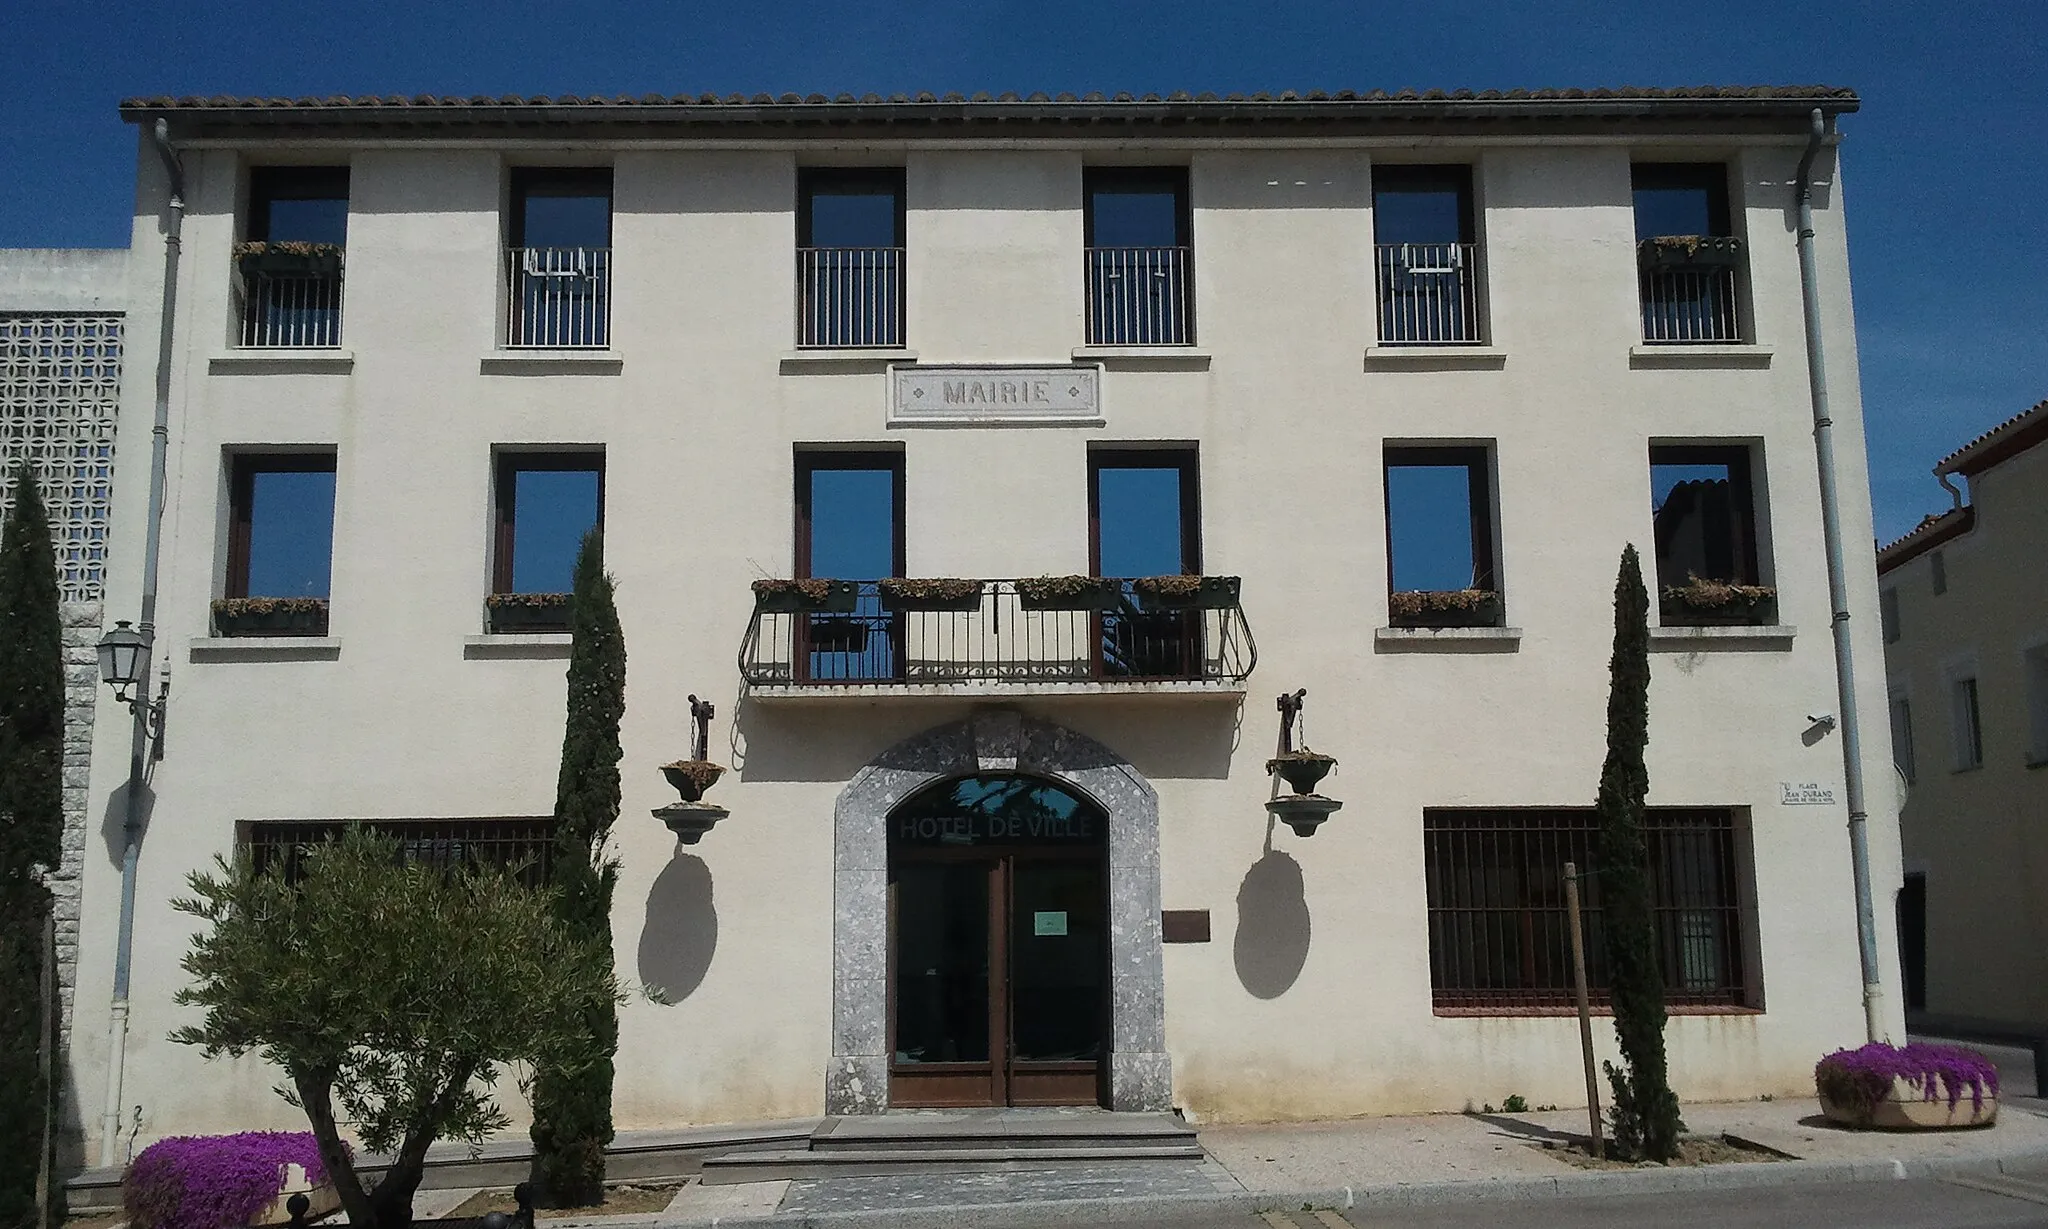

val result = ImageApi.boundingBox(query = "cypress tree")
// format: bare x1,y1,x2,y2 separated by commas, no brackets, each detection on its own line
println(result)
1595,544,1683,1161
528,531,624,1206
0,464,65,1229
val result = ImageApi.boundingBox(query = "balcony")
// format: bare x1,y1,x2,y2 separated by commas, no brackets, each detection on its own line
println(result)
1638,237,1744,344
797,247,905,348
1374,243,1482,345
234,245,344,348
1085,246,1193,346
739,577,1255,699
505,246,611,348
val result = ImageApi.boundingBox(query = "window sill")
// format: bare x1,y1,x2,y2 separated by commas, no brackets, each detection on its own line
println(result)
1363,345,1506,371
1629,344,1774,369
1951,763,1984,775
1434,1003,1761,1018
188,636,341,662
780,348,917,372
463,633,573,660
479,352,622,376
208,349,354,375
1070,345,1211,371
1375,625,1521,652
1649,624,1796,649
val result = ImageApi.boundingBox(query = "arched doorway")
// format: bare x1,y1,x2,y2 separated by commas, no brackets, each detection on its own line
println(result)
825,710,1170,1116
889,775,1108,1107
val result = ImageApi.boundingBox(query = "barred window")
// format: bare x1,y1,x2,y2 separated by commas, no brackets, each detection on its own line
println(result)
1424,808,1752,1011
243,817,560,888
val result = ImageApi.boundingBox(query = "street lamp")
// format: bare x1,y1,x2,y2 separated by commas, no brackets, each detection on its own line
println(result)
95,620,165,758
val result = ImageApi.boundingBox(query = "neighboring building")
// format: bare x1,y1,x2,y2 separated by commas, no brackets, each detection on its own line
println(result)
1878,400,2048,1037
0,247,126,1099
71,87,1900,1154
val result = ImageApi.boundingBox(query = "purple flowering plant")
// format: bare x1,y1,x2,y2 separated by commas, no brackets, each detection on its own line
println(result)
1814,1041,2000,1119
123,1131,338,1229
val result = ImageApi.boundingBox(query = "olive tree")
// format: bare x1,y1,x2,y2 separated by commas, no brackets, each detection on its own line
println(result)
171,827,620,1229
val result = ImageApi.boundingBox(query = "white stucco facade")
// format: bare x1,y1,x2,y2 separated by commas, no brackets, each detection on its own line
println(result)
68,91,1902,1158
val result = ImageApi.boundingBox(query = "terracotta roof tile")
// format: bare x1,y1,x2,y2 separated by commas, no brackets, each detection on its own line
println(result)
1934,398,2048,478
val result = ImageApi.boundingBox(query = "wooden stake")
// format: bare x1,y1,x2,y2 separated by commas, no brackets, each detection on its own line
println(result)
1564,861,1605,1160
37,912,55,1229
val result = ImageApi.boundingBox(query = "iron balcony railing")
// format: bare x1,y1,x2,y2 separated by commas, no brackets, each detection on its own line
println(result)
1085,246,1193,346
1374,243,1482,345
797,246,905,348
238,267,344,348
505,246,611,348
739,578,1255,689
1639,264,1743,344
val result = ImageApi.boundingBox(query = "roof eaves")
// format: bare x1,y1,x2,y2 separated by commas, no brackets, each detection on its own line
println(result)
1934,398,2048,479
1876,507,1975,575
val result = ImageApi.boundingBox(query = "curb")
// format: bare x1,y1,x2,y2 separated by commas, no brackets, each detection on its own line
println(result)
617,1146,2048,1229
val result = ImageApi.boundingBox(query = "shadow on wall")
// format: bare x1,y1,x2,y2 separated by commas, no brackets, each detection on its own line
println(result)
637,851,718,1004
1233,841,1311,999
100,778,154,870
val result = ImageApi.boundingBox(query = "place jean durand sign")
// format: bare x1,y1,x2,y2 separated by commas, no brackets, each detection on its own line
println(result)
891,364,1102,425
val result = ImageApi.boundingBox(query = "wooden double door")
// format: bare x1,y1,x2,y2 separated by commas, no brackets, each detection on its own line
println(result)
888,845,1108,1107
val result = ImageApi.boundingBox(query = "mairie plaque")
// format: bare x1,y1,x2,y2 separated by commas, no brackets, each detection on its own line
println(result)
891,364,1101,424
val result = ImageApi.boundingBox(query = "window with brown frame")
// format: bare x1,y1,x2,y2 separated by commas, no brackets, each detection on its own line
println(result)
1383,445,1500,628
1424,807,1755,1011
1090,448,1202,678
1650,443,1772,626
793,449,904,681
219,452,337,636
489,452,603,634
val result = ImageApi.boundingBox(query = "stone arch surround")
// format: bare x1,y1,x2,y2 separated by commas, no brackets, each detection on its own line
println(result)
825,709,1170,1114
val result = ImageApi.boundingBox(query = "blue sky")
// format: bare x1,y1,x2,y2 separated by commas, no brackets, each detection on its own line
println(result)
5,0,2043,548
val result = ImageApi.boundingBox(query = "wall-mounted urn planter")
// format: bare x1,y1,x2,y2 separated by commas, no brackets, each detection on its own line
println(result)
1266,794,1343,837
1266,690,1343,836
660,759,726,803
1266,750,1337,795
655,801,729,845
656,696,730,843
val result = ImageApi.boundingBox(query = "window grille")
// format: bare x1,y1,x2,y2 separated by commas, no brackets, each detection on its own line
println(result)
243,817,562,888
1423,807,1749,1009
0,313,122,601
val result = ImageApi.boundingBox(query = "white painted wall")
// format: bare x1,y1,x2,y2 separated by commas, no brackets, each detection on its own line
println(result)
69,125,1903,1153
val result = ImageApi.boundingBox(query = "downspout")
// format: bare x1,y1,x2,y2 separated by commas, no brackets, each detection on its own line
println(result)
100,117,182,1165
1794,107,1886,1043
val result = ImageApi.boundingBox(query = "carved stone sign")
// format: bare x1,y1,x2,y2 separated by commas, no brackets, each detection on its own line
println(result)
1780,781,1838,806
891,364,1101,424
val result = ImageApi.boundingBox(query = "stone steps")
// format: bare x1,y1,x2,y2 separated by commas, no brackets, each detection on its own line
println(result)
699,1143,1204,1184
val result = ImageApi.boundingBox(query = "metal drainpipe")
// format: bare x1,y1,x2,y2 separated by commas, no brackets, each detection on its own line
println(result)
1795,107,1886,1043
99,117,182,1165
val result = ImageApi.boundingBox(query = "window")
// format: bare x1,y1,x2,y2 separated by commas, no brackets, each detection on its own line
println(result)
1930,550,1948,596
1951,675,1984,770
1890,691,1916,784
1650,444,1771,625
1633,163,1742,344
220,453,337,636
2026,645,2048,766
794,451,903,681
1382,445,1499,627
1880,587,1901,644
1424,807,1753,1010
506,168,612,348
797,169,905,348
1372,165,1482,345
1083,168,1192,346
489,453,603,633
245,817,560,888
1092,449,1203,678
239,166,348,348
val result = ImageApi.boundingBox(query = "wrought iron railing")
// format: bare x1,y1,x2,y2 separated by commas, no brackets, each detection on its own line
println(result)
1374,243,1482,345
1084,246,1193,346
1639,264,1743,344
1424,808,1748,1010
238,268,344,348
505,246,611,348
797,246,905,348
243,817,561,888
739,578,1255,688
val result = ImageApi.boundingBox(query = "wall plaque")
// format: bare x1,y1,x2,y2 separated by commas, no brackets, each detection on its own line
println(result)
891,364,1101,425
1161,910,1212,943
1780,781,1838,806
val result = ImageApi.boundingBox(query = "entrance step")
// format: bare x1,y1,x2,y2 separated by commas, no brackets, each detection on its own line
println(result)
697,1111,1202,1184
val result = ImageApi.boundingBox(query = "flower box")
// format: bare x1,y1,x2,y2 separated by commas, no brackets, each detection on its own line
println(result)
879,578,985,612
1134,574,1241,611
485,591,572,633
1016,575,1122,612
804,617,871,654
1388,589,1501,629
752,578,859,614
1660,577,1777,627
233,241,345,278
211,597,329,638
1638,235,1744,271
1815,1042,1999,1130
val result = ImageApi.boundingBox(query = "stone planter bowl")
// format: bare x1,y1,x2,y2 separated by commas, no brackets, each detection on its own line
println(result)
1266,794,1342,837
1819,1079,1999,1130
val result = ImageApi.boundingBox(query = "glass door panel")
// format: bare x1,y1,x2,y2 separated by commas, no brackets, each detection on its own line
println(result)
893,861,991,1066
1009,859,1106,1064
